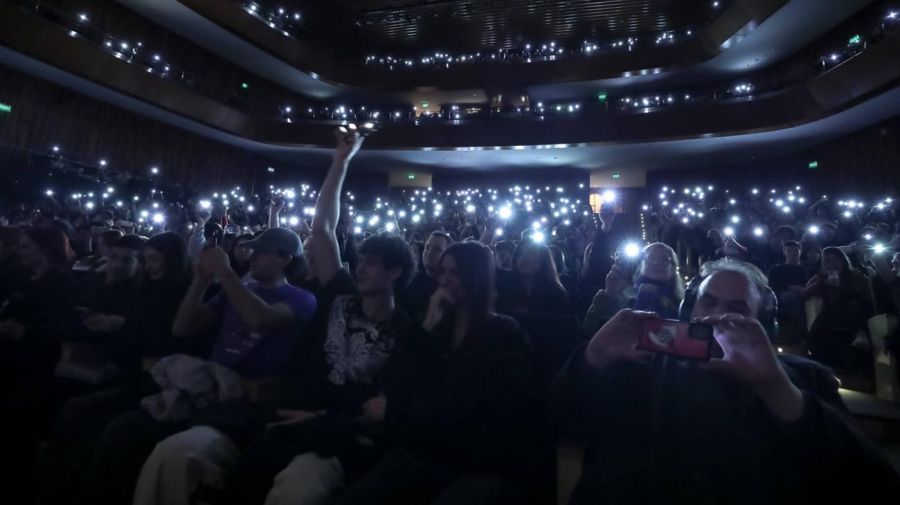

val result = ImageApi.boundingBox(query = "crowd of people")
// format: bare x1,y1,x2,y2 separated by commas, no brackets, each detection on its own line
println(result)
2,128,900,504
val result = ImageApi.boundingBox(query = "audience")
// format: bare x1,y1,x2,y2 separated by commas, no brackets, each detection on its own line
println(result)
0,129,897,503
583,242,684,336
554,259,900,503
804,246,875,369
496,239,570,315
337,241,538,505
768,240,810,337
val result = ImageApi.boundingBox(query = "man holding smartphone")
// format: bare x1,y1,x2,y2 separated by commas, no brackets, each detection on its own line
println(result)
554,259,900,503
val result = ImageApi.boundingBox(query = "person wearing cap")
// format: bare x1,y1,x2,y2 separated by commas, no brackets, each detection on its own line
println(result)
74,227,317,505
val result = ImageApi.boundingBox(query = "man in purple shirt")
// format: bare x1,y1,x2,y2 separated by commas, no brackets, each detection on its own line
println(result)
72,227,316,505
174,226,317,378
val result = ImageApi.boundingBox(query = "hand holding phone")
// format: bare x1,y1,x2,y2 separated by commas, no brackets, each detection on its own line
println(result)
637,319,713,361
585,309,657,370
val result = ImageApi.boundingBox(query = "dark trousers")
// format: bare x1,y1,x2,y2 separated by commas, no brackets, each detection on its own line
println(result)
75,409,185,505
336,450,524,505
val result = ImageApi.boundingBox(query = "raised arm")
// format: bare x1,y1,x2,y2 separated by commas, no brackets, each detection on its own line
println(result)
199,247,301,331
308,129,365,285
268,198,286,230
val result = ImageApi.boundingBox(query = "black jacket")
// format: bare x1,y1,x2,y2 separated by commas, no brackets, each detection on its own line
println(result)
382,314,539,478
552,346,900,504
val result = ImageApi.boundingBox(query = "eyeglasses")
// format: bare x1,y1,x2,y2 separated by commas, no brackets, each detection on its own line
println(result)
644,255,675,266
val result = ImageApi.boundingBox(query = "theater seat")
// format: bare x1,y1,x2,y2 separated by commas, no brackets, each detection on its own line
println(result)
839,388,900,443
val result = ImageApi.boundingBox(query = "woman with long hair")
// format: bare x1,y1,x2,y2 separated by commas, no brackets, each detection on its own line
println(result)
496,239,570,315
583,242,684,336
113,232,193,369
804,246,874,369
338,241,537,504
0,228,76,378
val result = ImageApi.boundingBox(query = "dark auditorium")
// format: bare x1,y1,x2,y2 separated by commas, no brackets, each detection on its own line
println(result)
3,0,900,503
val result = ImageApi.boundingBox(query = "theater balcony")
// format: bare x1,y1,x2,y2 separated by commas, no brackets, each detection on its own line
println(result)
2,0,899,172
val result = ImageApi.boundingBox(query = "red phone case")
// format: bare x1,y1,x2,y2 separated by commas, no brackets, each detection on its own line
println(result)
638,319,712,361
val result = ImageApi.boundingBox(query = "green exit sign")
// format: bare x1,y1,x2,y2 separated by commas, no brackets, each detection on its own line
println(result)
808,161,819,169
597,92,608,102
0,103,11,113
241,82,249,89
611,172,621,179
849,34,861,45
407,172,416,180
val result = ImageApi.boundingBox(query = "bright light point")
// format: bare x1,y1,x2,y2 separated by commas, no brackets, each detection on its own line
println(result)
782,207,791,213
495,228,504,236
354,226,362,235
369,216,380,226
466,204,476,213
624,243,641,258
150,166,159,174
289,216,300,226
285,190,296,199
355,216,364,224
843,211,852,218
385,222,396,232
45,189,53,196
532,222,540,230
532,231,546,243
412,214,421,223
724,227,735,236
754,227,764,237
602,190,616,203
152,213,164,224
809,226,820,235
85,202,95,210
729,199,736,205
116,201,123,207
498,206,513,219
864,233,873,240
682,217,689,224
752,188,759,194
874,243,886,254
731,216,740,224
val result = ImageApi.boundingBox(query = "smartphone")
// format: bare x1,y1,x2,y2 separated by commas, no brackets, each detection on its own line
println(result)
339,122,379,141
638,319,713,361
